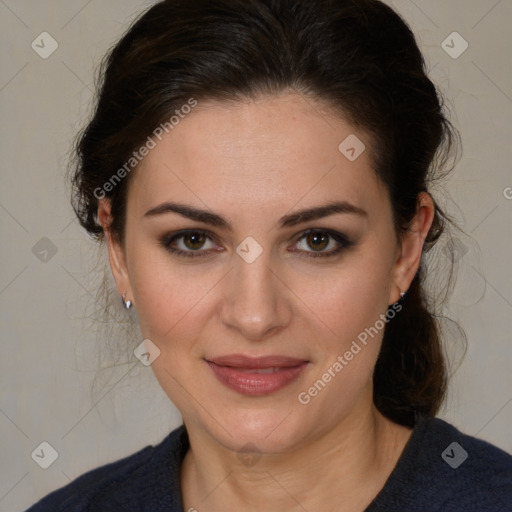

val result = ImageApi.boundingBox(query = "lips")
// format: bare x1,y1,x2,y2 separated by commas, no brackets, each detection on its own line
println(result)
205,354,309,396
208,354,307,369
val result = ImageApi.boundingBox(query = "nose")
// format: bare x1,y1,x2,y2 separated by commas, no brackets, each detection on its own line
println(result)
219,252,292,341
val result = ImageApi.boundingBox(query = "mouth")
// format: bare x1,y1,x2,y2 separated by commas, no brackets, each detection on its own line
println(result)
205,354,309,396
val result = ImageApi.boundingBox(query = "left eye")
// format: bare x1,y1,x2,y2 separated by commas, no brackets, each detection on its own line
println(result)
160,228,353,259
292,229,352,258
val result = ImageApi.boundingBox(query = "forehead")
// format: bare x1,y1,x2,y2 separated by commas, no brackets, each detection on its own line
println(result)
128,93,387,219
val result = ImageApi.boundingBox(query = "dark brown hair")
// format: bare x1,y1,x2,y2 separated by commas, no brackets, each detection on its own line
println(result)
70,0,465,427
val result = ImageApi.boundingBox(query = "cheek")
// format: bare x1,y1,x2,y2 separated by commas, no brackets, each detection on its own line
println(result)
309,285,388,392
295,271,392,419
127,248,220,346
127,252,216,411
297,254,394,407
305,260,392,348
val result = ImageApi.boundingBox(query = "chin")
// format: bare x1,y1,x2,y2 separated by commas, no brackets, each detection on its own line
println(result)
200,406,312,455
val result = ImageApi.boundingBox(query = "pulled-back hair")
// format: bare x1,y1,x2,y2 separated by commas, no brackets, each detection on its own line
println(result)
70,0,465,427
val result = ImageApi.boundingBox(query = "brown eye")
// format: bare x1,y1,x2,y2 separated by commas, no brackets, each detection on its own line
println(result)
305,231,329,251
160,230,219,258
293,229,354,258
183,231,207,250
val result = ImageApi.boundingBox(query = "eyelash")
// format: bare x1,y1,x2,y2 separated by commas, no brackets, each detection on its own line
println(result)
159,229,355,260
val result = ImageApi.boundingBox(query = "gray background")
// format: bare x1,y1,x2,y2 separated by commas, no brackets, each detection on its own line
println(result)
1,1,511,510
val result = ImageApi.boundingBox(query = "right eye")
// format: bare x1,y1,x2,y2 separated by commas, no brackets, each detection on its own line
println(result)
159,230,222,258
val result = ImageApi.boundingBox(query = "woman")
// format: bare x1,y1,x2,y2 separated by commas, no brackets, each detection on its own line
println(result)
26,0,512,510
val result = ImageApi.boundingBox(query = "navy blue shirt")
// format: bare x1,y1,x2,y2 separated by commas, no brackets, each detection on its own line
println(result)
25,415,512,511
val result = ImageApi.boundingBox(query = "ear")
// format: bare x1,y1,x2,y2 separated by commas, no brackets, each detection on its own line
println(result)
389,191,435,305
97,199,132,302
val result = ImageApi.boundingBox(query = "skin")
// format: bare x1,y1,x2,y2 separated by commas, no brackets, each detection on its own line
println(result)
98,91,434,511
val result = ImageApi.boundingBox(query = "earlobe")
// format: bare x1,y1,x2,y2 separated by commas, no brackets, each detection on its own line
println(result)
390,192,435,305
97,199,132,301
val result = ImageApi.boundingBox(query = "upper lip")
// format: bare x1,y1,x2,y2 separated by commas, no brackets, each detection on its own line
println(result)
206,354,308,369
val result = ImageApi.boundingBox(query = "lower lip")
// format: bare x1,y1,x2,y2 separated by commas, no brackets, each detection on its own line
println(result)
206,361,308,396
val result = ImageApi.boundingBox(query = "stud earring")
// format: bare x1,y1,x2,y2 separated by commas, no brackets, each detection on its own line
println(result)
121,292,133,310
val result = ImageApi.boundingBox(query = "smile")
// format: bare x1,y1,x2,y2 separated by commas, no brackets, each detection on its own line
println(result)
205,355,309,396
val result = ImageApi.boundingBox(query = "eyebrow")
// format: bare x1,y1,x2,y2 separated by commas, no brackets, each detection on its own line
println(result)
144,200,367,229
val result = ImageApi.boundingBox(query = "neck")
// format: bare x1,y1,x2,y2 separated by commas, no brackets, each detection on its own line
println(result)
180,396,412,512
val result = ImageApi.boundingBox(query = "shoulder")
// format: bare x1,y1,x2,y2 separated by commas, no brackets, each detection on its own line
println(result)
368,415,512,512
421,416,512,480
24,424,188,512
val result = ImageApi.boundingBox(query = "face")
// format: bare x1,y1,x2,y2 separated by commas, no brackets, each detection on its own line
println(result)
100,92,430,454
